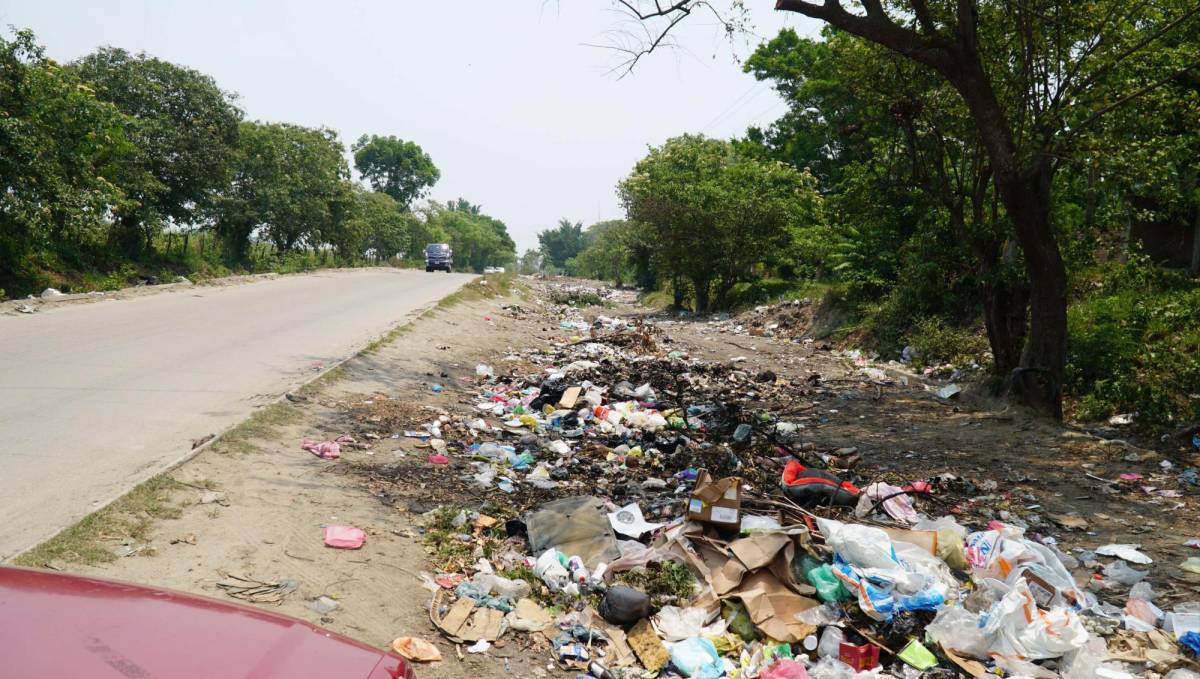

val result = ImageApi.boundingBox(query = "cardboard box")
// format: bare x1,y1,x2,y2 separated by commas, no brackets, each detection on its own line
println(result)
686,470,742,528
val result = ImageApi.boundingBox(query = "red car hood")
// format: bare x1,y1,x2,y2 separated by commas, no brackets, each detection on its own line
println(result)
0,566,413,679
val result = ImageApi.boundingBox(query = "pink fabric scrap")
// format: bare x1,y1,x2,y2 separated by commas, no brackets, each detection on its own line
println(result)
323,525,365,549
301,438,340,459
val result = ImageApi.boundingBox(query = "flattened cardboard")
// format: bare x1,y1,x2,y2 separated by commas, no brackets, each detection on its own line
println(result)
628,618,669,671
732,570,818,643
558,386,582,409
687,470,742,528
729,532,792,571
432,594,505,642
593,618,636,668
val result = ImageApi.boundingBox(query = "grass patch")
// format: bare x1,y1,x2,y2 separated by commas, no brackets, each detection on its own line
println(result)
613,560,695,609
296,364,348,397
13,475,183,567
362,322,417,355
211,401,300,454
437,272,516,309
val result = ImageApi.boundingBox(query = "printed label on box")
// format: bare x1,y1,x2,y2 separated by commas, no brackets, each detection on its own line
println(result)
710,506,739,524
688,499,704,513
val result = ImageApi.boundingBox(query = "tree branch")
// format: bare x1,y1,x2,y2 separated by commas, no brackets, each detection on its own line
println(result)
909,0,938,36
776,0,953,72
1065,58,1200,143
1059,3,1200,108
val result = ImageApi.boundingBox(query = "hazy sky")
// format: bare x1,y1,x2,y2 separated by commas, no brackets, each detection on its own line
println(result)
0,1,820,252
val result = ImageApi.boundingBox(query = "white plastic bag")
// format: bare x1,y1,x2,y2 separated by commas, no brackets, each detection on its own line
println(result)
925,605,989,659
981,579,1090,660
817,518,924,593
654,606,727,642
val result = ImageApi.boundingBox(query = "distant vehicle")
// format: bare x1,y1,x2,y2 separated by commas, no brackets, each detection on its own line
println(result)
483,266,506,274
0,566,415,678
424,243,452,272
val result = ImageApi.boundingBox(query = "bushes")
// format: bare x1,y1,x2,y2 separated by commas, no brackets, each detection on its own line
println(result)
1066,258,1200,425
903,317,990,369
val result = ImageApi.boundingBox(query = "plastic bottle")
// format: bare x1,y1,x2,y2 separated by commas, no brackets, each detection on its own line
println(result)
568,556,590,584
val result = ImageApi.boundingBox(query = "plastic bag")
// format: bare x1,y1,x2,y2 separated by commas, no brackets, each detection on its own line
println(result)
534,549,569,590
817,518,924,593
323,525,365,549
599,586,650,625
655,606,726,642
670,637,724,679
762,658,809,679
808,656,857,679
820,519,945,621
925,605,989,659
1104,559,1149,585
981,579,1089,660
817,626,844,659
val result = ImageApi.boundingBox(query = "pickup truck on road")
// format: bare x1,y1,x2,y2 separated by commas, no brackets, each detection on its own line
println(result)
424,243,452,272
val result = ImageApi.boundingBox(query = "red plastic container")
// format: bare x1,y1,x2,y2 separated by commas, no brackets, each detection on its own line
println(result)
839,641,881,671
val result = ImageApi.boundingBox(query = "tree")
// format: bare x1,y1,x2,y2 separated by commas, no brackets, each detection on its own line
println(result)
352,135,440,208
0,30,132,292
619,134,822,311
356,191,411,261
746,28,1029,377
518,248,544,274
71,47,241,255
212,122,352,258
538,219,586,271
606,0,1200,418
568,220,637,284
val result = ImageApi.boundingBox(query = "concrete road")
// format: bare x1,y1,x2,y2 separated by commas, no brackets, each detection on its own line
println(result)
0,269,475,560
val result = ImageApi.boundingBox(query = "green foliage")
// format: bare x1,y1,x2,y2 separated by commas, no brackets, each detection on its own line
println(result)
614,560,695,609
1,29,446,296
538,219,586,271
71,47,241,255
339,189,410,261
619,134,824,311
0,30,133,295
212,121,353,257
352,135,439,208
904,317,991,369
1066,256,1200,425
566,219,638,284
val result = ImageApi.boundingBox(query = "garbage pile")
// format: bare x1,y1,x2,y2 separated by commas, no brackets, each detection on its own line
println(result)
352,293,1200,678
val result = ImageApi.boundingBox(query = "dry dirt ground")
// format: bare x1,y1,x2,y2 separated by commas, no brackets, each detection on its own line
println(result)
32,276,1200,677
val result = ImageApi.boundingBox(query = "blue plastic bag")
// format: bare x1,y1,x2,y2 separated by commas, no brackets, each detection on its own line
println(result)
671,637,724,678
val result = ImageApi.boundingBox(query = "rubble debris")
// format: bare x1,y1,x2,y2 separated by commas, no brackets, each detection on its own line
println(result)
328,279,1200,678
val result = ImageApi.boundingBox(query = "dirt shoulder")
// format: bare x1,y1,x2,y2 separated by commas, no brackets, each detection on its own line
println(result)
19,276,1200,678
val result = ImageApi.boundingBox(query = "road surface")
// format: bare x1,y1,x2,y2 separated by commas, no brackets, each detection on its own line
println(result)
0,269,475,560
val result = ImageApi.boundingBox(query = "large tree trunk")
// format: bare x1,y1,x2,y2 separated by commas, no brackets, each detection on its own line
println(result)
691,276,712,313
993,160,1067,419
980,277,1028,377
